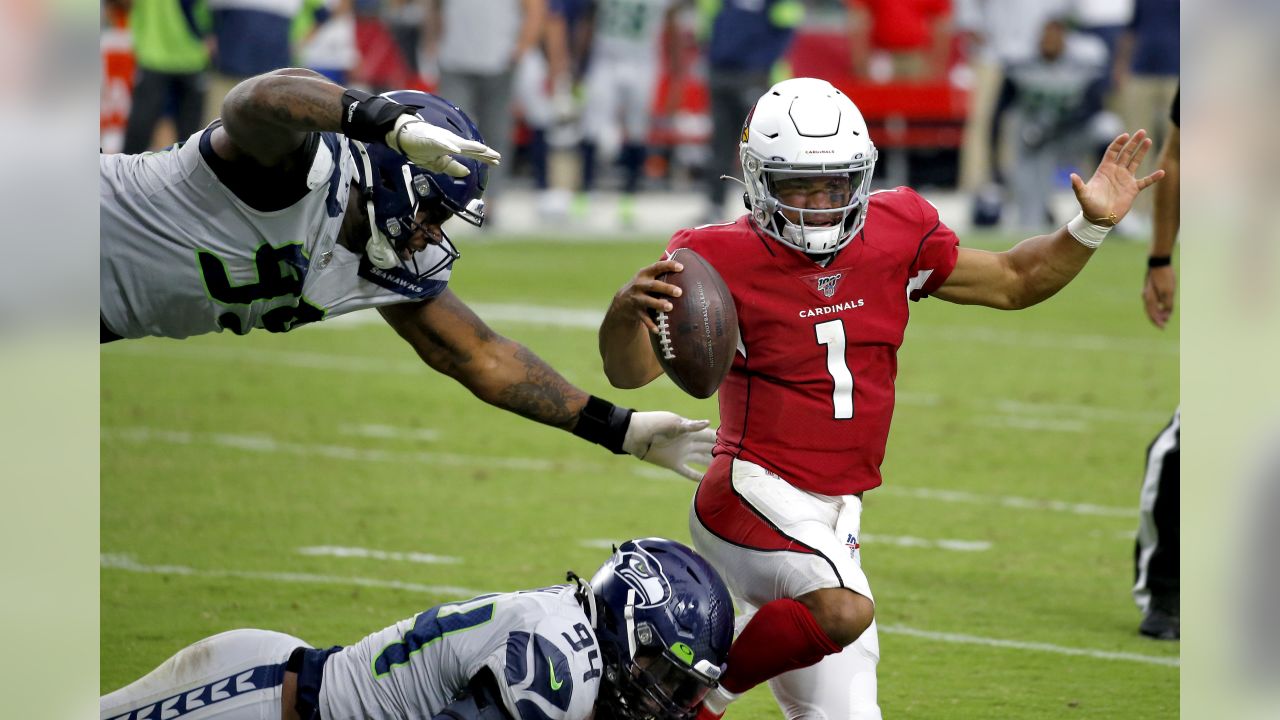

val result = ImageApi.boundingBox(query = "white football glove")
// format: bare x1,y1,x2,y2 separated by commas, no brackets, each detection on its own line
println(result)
622,411,716,482
385,114,502,178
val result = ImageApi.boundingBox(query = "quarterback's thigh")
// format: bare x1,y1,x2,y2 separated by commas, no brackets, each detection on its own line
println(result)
689,458,872,610
769,622,882,720
101,629,308,720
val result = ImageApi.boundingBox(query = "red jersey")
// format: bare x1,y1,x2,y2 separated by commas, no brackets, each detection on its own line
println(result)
665,187,958,495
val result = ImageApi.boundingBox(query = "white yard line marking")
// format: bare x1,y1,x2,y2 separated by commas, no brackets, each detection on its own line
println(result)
104,426,558,471
861,534,992,552
908,324,1178,356
103,343,426,375
994,400,1172,426
339,424,441,442
100,554,1173,667
103,426,683,483
292,302,1178,356
880,486,1134,519
297,546,461,564
974,415,1090,433
583,536,990,553
879,624,1179,667
101,553,479,597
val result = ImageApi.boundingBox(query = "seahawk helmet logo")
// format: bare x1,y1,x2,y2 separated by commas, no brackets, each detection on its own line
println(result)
815,273,843,298
614,546,671,608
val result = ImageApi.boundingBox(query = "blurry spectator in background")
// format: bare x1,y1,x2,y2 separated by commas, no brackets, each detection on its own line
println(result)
204,0,304,123
577,0,687,227
384,0,427,75
1070,0,1133,89
954,0,1069,200
427,0,547,224
844,0,951,84
119,0,211,153
294,0,357,84
1134,88,1178,641
991,16,1109,232
515,0,574,219
699,0,803,225
1112,0,1178,232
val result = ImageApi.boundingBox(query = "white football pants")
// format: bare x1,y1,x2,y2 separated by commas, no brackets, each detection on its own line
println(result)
690,457,883,720
101,629,307,720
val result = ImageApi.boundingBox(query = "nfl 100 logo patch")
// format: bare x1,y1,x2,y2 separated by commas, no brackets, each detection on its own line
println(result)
814,273,843,298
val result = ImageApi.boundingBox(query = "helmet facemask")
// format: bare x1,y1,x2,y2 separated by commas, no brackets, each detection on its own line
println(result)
597,596,722,720
741,152,876,256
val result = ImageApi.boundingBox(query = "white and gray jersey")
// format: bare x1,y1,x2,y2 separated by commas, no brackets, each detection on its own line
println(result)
591,0,673,63
100,127,455,340
320,585,603,720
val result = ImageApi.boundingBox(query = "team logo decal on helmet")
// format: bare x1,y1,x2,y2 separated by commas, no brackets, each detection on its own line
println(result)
615,546,672,608
348,90,489,282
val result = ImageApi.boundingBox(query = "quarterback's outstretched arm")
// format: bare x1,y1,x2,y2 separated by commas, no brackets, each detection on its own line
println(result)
935,130,1164,310
598,259,685,388
381,290,715,480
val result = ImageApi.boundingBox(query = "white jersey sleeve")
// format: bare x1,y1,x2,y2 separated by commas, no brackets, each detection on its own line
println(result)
319,586,603,720
100,128,455,340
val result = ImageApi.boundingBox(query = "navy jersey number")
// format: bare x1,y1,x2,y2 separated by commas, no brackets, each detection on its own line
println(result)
373,602,496,679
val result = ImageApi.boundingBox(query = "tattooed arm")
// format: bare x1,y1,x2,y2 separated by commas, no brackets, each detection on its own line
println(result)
215,68,348,167
379,290,589,429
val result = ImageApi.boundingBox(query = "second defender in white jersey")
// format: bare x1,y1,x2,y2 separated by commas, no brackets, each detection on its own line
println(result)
101,539,734,720
98,69,717,482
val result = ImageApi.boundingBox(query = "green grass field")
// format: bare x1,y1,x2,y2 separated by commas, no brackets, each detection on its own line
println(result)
101,230,1179,718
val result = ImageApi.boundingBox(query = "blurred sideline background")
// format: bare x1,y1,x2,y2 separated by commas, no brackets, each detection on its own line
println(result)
0,0,1252,717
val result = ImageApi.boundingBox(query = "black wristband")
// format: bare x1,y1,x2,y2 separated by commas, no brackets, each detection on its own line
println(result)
571,396,634,455
340,89,416,144
1147,255,1173,268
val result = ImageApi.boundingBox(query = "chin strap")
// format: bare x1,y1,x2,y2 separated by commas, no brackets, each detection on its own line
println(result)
568,571,599,628
348,140,400,270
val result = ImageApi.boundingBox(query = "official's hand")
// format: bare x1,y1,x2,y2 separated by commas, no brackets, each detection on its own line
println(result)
612,260,685,334
386,115,502,178
623,411,716,481
1070,129,1164,227
1142,265,1176,329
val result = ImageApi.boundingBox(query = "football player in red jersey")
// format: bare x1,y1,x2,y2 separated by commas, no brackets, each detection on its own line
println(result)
597,78,1164,720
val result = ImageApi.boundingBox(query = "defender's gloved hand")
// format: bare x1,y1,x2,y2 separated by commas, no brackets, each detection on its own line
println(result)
385,115,502,178
623,411,716,482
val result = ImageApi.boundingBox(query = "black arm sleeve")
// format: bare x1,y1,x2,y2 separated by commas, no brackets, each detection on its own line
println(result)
433,670,517,720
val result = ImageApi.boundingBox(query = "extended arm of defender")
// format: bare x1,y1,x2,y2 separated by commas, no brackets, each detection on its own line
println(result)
381,289,591,429
935,130,1165,309
217,68,500,171
598,259,685,389
381,289,715,480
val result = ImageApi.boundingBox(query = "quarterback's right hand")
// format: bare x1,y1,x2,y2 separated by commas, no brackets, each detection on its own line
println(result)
386,115,502,178
612,259,685,334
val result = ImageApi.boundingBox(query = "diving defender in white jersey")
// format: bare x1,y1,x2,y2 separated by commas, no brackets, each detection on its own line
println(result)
100,69,714,479
101,538,734,720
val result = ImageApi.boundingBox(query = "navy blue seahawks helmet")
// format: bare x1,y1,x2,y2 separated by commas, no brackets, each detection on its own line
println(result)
590,538,734,720
347,90,488,280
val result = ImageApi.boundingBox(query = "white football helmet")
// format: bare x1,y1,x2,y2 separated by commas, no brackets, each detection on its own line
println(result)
739,78,877,255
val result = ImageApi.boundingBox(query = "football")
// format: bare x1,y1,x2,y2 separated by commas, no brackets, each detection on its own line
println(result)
649,249,740,399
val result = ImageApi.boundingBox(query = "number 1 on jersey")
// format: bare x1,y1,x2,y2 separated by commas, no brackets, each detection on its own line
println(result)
814,319,854,419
